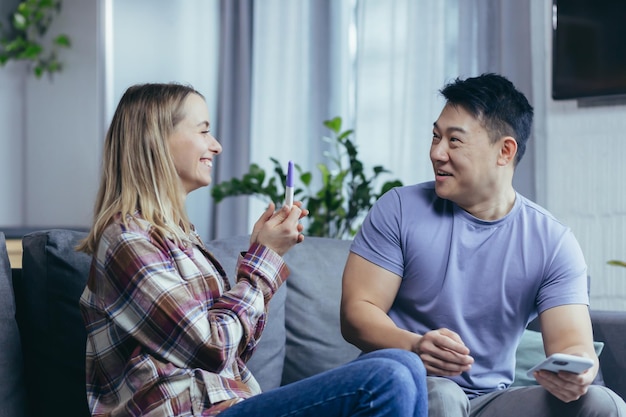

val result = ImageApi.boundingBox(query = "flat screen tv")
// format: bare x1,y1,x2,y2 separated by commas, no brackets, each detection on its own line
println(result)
552,0,626,100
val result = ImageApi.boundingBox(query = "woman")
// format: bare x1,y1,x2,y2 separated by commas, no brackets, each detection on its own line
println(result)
78,83,427,416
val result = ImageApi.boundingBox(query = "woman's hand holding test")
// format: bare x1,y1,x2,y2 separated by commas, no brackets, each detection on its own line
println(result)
250,201,308,256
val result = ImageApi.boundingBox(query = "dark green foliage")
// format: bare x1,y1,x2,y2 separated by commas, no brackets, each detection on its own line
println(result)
0,0,71,78
211,117,403,239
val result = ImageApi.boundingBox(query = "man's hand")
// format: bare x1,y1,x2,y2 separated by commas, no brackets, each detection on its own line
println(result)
537,305,599,402
415,328,474,376
532,352,595,403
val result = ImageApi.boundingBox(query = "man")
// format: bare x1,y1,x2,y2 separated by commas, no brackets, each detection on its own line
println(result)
340,73,625,416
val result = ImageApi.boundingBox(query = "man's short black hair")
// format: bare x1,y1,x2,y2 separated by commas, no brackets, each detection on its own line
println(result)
440,73,534,165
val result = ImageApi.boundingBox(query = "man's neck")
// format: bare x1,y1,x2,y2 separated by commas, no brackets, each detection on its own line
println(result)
463,187,517,221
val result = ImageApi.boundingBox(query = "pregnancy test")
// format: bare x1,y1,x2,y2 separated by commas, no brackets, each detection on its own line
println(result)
284,160,294,208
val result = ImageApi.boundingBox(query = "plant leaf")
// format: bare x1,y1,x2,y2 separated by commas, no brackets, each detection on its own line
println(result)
323,117,342,134
607,260,626,268
54,34,71,47
12,13,27,31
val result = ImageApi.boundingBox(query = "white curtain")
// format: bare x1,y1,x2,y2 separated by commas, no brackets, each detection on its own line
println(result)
246,0,460,227
217,0,536,234
247,0,351,226
353,0,459,187
352,0,534,197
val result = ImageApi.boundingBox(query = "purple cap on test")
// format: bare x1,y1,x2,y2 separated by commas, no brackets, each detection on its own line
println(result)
287,160,294,187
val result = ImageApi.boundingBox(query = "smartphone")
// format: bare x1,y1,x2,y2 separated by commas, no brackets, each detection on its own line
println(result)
526,353,594,378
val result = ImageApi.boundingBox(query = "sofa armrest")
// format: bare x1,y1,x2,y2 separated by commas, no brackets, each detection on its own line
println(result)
591,310,626,400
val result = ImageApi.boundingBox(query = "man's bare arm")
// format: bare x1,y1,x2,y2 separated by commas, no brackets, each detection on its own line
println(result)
534,304,599,402
340,252,416,351
340,253,473,376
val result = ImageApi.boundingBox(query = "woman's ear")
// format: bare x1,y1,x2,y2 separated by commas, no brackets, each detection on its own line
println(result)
498,136,518,166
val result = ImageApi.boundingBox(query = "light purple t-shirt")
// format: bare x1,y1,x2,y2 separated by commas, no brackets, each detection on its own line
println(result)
350,182,588,396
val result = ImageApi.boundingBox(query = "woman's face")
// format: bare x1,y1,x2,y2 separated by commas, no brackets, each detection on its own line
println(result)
168,93,222,194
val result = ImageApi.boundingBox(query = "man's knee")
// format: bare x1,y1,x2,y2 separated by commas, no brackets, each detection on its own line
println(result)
576,385,626,416
475,385,626,417
428,377,470,416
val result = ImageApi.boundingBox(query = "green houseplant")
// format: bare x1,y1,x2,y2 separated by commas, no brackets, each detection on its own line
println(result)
0,0,71,78
607,260,626,268
211,116,403,239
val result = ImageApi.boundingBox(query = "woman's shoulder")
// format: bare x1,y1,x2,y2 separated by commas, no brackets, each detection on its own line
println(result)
98,215,161,253
102,214,149,239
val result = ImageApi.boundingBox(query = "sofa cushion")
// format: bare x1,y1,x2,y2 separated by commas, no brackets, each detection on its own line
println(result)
16,229,91,417
0,232,26,417
205,234,287,392
512,329,605,387
589,310,626,399
281,237,361,385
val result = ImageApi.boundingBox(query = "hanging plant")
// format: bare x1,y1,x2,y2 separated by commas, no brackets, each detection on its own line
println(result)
0,0,71,78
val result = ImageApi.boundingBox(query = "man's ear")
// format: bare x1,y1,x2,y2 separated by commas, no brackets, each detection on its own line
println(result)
498,136,518,166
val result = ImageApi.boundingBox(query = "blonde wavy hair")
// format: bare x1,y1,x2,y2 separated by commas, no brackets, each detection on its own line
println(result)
78,83,203,255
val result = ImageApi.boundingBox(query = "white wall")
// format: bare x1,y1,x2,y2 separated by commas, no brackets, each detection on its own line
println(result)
23,0,101,228
0,0,101,229
532,2,626,310
0,62,27,225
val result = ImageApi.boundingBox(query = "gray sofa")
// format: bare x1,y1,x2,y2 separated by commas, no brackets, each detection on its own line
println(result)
1,229,625,417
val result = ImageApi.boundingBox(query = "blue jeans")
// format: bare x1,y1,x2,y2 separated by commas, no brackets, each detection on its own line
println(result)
219,348,428,417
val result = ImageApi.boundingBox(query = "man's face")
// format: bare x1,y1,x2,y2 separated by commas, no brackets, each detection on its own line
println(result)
430,103,503,210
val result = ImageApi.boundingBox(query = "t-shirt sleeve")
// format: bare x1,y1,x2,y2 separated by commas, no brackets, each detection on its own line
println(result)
350,188,405,278
535,227,589,313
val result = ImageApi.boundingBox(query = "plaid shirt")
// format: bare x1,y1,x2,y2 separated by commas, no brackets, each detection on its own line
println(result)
79,217,288,416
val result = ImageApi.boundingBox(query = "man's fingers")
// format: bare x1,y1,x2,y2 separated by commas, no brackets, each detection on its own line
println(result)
436,328,467,347
417,329,474,377
421,352,473,376
430,329,471,356
535,370,589,403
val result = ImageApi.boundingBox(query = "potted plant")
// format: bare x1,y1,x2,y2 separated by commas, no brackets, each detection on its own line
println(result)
0,0,71,78
211,116,403,239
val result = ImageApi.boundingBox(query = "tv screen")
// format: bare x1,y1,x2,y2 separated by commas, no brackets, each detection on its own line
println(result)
552,0,626,100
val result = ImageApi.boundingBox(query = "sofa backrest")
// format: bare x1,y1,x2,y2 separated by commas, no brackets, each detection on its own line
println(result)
201,235,361,388
206,235,361,386
0,232,27,417
16,229,90,417
280,236,360,384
